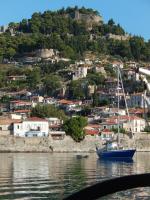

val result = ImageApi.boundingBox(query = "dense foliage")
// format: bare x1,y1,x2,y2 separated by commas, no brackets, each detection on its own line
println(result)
0,7,149,62
63,116,88,142
31,104,67,121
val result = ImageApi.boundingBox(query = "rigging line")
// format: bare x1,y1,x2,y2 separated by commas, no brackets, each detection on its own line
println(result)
118,68,135,145
117,66,120,144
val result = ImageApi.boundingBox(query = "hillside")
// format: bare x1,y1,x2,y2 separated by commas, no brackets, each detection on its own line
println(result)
0,6,149,62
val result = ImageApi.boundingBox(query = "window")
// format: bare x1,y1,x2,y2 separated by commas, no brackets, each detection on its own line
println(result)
17,125,19,129
0,127,2,131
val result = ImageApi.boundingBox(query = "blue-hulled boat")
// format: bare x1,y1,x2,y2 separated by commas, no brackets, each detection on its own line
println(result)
96,66,136,159
96,143,136,159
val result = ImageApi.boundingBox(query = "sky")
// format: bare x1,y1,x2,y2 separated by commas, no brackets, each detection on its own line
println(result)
0,0,150,40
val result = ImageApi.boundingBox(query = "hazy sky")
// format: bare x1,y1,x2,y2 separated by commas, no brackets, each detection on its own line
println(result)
0,0,150,40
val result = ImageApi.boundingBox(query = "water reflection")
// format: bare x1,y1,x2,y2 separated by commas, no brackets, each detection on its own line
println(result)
0,152,149,199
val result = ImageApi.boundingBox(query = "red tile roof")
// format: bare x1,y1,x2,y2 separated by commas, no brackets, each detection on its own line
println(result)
25,117,48,122
129,108,147,114
0,118,22,125
10,100,31,105
49,124,61,128
14,110,31,113
85,129,99,135
86,124,101,129
107,115,142,122
58,99,73,105
101,129,113,134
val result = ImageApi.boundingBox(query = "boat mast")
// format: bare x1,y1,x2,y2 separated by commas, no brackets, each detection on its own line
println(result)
119,69,134,138
117,65,120,145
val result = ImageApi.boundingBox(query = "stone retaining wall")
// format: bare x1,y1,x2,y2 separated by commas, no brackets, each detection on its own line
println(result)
0,134,150,152
0,135,102,152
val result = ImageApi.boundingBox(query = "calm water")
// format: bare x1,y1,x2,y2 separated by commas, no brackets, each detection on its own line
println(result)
0,152,150,200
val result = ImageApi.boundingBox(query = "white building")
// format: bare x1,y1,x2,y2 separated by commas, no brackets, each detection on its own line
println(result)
73,66,87,80
104,115,146,133
127,93,150,108
13,117,49,137
31,96,44,103
112,61,124,69
122,116,146,133
43,97,57,105
46,117,63,126
100,129,114,141
0,118,21,135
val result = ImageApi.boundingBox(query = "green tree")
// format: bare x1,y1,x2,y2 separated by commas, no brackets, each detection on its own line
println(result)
31,104,67,121
5,47,16,60
26,69,41,89
87,72,105,85
130,36,146,61
68,80,85,100
92,92,99,107
108,19,115,26
64,116,87,142
44,75,61,96
99,99,110,106
81,106,91,116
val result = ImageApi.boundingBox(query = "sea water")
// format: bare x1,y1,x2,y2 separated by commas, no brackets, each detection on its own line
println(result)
0,152,149,200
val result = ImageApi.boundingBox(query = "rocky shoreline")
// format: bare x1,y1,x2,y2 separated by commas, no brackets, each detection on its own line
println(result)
0,134,150,152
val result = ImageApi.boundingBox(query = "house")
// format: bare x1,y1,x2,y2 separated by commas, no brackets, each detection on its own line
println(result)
112,61,124,69
13,117,49,137
129,108,147,118
88,85,96,96
50,131,66,140
0,117,21,135
85,124,101,135
85,129,99,136
9,100,33,111
10,110,31,120
100,129,114,141
126,93,149,108
93,66,107,76
21,56,41,64
122,116,146,133
100,120,120,130
47,117,63,127
123,68,139,81
7,75,27,83
126,61,137,68
0,103,8,112
82,99,93,106
46,118,65,140
31,96,44,103
87,115,101,123
105,78,117,94
43,97,57,105
102,115,146,133
58,99,82,111
85,124,102,131
73,66,88,80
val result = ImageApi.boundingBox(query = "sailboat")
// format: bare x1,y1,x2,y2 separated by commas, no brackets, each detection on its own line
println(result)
96,65,136,159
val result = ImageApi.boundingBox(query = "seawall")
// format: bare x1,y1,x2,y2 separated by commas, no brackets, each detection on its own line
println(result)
0,135,102,152
0,134,149,152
